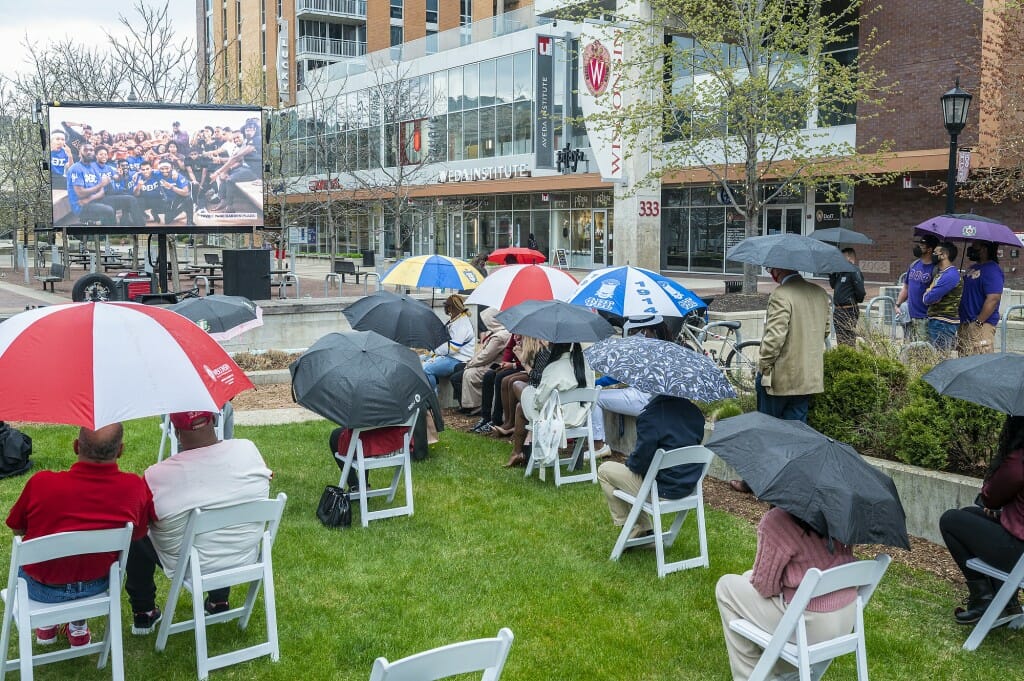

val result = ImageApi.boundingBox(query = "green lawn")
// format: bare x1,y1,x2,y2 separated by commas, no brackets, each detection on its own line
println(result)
1,420,1020,680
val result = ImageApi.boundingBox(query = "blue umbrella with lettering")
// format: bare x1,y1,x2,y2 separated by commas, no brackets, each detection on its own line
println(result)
568,266,706,318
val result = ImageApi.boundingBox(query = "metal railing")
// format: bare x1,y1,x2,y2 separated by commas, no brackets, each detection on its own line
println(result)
1000,305,1024,352
296,0,366,19
863,295,898,339
296,36,366,59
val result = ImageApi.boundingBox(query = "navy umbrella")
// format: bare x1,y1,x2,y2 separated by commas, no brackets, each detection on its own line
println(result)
727,234,858,273
290,331,443,431
922,353,1024,415
706,412,910,549
583,336,736,403
343,291,449,350
495,299,616,343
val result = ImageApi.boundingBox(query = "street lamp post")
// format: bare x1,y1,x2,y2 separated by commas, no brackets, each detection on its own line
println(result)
941,78,972,214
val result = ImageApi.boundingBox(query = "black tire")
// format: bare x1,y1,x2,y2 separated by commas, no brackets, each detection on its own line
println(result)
72,273,116,302
724,340,761,394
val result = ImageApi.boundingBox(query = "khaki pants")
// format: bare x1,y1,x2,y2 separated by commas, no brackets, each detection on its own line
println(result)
597,461,650,532
957,322,997,356
715,571,857,681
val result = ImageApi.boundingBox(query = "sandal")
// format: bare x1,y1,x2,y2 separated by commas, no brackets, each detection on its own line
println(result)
503,452,527,468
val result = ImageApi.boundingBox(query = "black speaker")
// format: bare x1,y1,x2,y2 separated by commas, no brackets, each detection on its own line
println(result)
360,249,375,267
222,249,271,300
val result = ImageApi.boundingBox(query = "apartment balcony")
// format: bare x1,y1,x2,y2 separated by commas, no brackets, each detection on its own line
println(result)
295,0,367,24
296,35,367,60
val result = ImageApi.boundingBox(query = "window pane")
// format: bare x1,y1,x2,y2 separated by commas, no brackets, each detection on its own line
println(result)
390,0,403,20
432,70,447,115
513,100,531,154
429,116,447,162
390,26,403,47
496,55,513,104
463,62,479,110
496,103,513,155
513,51,531,101
479,106,495,158
448,113,463,161
463,109,479,160
448,66,463,112
479,59,496,107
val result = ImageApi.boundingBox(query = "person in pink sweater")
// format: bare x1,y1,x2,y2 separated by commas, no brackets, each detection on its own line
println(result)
716,507,857,680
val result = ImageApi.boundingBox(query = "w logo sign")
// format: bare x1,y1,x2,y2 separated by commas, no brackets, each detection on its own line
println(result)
583,40,611,96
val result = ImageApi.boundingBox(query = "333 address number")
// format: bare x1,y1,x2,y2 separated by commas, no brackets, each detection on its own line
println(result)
638,200,661,217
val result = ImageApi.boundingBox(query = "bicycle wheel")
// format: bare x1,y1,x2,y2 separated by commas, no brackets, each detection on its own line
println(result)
724,340,761,394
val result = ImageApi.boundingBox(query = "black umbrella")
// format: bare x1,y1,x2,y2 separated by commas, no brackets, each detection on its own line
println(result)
922,353,1024,415
726,234,858,273
583,336,736,402
168,295,263,341
342,291,450,350
289,331,443,431
495,299,616,343
809,227,874,246
706,412,910,549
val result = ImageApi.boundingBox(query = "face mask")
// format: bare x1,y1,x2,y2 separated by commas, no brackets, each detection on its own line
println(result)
912,245,923,258
966,247,979,261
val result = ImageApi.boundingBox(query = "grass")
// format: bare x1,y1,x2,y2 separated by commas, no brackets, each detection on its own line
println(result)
1,420,1021,680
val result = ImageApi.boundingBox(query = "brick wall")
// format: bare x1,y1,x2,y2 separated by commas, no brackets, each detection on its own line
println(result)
857,1,983,153
367,0,390,54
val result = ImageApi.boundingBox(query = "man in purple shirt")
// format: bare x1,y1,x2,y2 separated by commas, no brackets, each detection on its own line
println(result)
896,235,938,342
958,240,1005,355
922,241,962,354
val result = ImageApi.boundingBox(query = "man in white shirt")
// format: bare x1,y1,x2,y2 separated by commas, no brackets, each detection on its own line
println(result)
125,411,272,635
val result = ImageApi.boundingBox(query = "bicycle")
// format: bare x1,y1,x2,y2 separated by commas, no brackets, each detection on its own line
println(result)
676,311,762,394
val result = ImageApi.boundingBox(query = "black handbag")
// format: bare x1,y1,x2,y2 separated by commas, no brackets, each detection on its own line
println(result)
317,485,352,528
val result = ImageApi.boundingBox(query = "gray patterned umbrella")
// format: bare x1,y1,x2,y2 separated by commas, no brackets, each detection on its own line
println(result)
583,336,736,403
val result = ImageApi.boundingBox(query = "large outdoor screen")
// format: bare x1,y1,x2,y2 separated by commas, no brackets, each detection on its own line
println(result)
48,103,264,230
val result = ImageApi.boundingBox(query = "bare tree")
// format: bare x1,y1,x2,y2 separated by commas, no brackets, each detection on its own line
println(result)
105,1,198,103
0,84,50,248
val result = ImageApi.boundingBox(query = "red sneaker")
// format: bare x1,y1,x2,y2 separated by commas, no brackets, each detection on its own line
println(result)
63,623,90,648
35,625,58,645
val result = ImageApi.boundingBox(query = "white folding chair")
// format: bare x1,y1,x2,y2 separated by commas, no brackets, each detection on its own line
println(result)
609,445,714,577
368,627,514,681
524,387,601,487
0,524,133,681
157,409,227,462
335,413,418,527
155,493,287,680
962,552,1024,650
729,554,892,681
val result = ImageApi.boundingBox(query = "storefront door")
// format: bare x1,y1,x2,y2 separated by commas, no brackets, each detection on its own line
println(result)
592,210,608,266
449,213,465,259
763,207,804,236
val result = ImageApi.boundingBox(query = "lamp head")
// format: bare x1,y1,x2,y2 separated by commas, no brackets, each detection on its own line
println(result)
941,77,972,136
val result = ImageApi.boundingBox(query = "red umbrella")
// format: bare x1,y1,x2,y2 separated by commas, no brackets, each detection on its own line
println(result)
464,265,578,310
486,247,547,265
0,302,254,429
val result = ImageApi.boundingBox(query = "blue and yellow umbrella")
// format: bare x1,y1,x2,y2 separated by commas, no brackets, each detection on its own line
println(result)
381,254,482,290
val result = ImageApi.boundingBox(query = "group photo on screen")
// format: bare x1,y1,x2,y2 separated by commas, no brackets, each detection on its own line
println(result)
49,104,264,229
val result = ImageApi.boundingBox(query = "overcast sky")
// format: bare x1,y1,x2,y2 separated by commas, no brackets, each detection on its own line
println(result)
0,1,197,79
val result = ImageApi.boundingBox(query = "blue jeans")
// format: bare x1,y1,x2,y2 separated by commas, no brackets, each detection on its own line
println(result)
421,355,462,391
19,568,108,603
755,373,810,423
927,318,958,353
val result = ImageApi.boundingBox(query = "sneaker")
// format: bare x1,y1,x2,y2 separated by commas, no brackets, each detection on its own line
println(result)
593,444,612,459
131,607,162,635
35,625,58,645
64,623,90,648
470,418,489,432
477,423,494,434
204,598,230,615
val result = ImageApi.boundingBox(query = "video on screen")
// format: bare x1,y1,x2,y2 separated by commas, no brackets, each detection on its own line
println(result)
49,104,264,229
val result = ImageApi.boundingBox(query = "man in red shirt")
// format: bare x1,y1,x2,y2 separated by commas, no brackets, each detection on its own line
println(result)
5,423,155,648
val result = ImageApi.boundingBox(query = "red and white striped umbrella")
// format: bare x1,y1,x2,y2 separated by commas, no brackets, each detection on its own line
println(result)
0,302,254,429
464,264,579,310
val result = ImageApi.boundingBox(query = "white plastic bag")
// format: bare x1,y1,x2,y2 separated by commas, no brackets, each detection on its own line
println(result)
531,393,566,466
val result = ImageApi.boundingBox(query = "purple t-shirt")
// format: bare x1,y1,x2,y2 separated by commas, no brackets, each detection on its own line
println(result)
960,260,1004,325
905,259,936,319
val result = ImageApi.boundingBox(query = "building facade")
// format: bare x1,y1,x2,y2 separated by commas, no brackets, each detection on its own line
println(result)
272,1,1024,279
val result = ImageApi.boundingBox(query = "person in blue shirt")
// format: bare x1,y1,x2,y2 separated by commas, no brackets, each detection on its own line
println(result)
922,241,963,354
49,131,74,190
93,146,145,226
157,160,194,226
132,162,168,225
66,144,115,226
126,145,145,174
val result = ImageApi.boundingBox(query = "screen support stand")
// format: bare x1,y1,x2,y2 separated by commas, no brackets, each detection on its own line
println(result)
157,234,169,292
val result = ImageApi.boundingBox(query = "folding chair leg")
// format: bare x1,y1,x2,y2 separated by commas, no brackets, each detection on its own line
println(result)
964,577,1022,650
18,612,32,681
262,555,280,662
193,568,211,681
239,578,261,630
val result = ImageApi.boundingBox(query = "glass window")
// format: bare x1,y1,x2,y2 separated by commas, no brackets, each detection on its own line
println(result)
390,0,403,20
426,30,438,55
496,55,513,104
460,0,471,25
367,125,381,167
496,103,513,155
426,0,438,24
513,100,531,154
428,116,447,162
448,113,464,161
512,51,531,101
356,128,369,170
479,59,496,107
496,194,513,210
390,25,403,47
462,110,479,160
384,123,398,167
513,194,530,210
448,66,463,112
432,70,447,115
479,107,495,158
463,62,479,110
